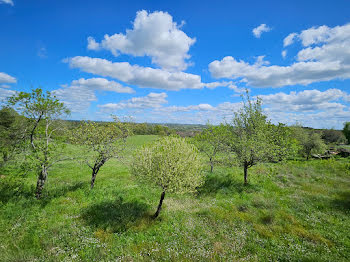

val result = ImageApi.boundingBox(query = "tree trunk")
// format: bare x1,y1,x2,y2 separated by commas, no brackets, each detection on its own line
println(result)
210,157,213,173
90,169,98,189
244,164,248,184
90,159,106,189
36,166,48,199
153,191,165,219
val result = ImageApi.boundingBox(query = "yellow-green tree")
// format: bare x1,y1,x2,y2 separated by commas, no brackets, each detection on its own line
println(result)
132,136,203,218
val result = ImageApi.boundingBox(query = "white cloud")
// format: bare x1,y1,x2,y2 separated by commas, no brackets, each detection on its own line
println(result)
99,92,168,111
0,72,16,84
202,81,232,89
53,78,134,112
259,88,347,112
263,108,350,129
0,0,13,6
65,56,230,91
228,83,247,94
281,50,287,59
252,24,271,38
94,88,349,129
98,91,243,124
87,10,196,71
0,88,16,103
87,37,100,51
210,23,350,87
53,86,97,113
283,33,297,47
71,78,134,94
156,103,215,113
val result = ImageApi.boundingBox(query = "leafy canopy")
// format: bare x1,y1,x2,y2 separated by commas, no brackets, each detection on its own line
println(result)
132,136,203,193
226,92,277,168
193,124,228,158
8,88,69,120
71,119,131,163
292,127,326,159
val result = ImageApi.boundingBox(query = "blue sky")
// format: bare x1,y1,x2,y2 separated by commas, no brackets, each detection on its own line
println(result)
1,0,350,129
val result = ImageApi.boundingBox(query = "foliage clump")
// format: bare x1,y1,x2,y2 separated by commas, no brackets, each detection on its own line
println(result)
225,91,289,184
7,88,70,198
72,119,130,189
291,126,327,160
0,107,26,167
343,122,350,144
132,136,203,218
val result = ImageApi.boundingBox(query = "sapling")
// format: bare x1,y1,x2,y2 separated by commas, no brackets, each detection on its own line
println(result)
132,136,203,218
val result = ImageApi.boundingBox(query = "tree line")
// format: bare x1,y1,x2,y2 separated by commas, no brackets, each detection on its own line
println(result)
1,88,349,217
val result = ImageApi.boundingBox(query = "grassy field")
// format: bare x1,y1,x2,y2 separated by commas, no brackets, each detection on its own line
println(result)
0,135,349,261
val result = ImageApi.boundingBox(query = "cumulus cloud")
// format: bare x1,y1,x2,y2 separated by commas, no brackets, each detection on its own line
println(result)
65,56,231,91
0,88,16,103
150,89,349,128
53,78,134,112
0,0,13,6
0,72,16,84
99,92,168,111
87,10,196,71
252,24,271,38
53,85,97,113
259,88,347,112
283,33,297,47
98,91,244,124
95,88,349,128
210,23,350,87
155,103,215,113
71,78,134,94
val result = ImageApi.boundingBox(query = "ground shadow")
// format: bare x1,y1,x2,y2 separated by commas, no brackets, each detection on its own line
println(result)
0,178,86,206
0,177,33,204
81,196,149,233
39,181,86,204
198,173,260,195
331,191,350,213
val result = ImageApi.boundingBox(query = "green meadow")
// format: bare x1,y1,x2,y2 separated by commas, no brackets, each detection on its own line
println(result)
0,135,349,261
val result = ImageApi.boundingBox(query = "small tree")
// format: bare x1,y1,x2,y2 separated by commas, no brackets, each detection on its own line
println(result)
8,88,70,198
132,136,203,218
72,119,130,189
343,122,350,144
226,91,280,184
292,127,326,160
322,129,347,144
193,124,228,172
